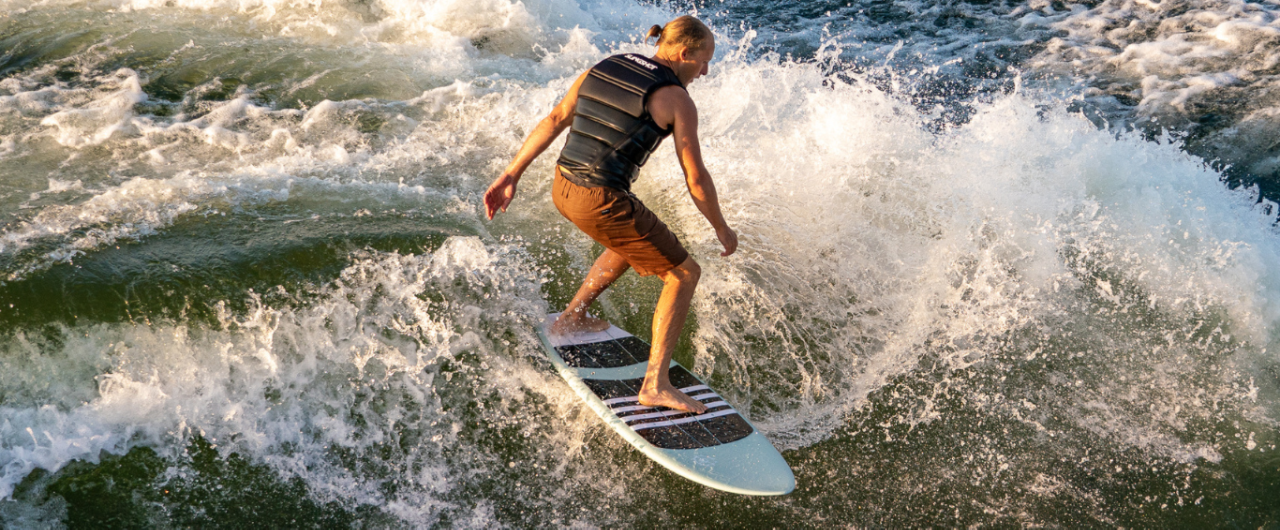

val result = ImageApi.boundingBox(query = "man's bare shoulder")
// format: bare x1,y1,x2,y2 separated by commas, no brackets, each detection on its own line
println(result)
650,84,693,108
648,84,695,129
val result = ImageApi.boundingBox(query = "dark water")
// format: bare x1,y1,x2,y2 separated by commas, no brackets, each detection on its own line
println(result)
1,0,1279,527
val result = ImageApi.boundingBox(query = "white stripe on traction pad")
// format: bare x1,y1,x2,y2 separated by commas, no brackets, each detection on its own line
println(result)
630,409,739,431
610,393,720,413
621,402,730,423
601,384,711,405
610,404,653,414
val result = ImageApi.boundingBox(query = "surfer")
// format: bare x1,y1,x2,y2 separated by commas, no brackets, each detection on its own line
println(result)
483,16,733,414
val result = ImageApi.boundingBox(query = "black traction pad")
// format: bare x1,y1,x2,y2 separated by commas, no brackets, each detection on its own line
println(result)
555,336,650,368
581,365,754,450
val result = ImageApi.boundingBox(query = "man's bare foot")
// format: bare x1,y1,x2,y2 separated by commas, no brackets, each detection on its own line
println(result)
549,312,610,335
639,381,709,414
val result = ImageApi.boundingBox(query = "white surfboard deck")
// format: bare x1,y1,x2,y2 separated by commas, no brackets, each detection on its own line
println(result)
537,313,795,496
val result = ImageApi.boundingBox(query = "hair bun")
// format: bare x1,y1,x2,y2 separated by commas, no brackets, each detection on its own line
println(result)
647,16,711,51
646,24,664,44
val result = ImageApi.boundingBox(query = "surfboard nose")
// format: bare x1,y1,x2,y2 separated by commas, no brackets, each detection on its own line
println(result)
657,432,796,496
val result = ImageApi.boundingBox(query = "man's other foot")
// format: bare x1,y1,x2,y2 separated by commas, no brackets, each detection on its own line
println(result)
639,383,708,414
549,313,610,335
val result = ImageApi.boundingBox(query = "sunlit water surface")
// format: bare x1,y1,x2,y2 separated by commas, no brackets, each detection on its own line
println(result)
1,0,1279,527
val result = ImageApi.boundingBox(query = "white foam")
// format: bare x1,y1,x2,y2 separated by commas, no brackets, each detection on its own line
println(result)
0,0,673,275
3,0,1280,521
1030,0,1280,120
3,0,665,59
610,47,1280,456
39,69,146,148
0,238,566,514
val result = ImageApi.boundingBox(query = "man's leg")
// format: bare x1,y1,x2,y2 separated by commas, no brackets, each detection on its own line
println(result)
550,248,630,335
638,257,708,414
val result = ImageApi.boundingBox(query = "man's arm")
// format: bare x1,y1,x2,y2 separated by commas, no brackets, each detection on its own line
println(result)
651,85,737,256
483,71,589,220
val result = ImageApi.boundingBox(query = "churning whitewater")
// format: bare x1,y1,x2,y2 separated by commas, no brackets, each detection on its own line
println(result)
1,0,1278,526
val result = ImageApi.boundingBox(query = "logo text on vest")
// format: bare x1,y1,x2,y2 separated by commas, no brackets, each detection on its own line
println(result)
624,54,658,70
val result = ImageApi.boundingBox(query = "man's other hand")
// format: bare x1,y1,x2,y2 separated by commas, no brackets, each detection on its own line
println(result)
717,225,738,257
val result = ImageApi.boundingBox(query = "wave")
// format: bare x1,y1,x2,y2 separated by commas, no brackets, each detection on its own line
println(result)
2,0,1279,526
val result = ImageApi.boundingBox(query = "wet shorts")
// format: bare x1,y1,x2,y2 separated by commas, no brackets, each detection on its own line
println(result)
553,167,689,277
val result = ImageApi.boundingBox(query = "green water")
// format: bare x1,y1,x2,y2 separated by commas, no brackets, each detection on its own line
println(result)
3,0,1280,527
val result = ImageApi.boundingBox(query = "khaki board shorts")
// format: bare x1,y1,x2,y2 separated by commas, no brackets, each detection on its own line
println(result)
553,167,689,277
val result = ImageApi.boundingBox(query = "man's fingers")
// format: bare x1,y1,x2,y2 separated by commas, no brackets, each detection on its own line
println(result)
483,193,496,219
718,229,738,256
482,179,515,220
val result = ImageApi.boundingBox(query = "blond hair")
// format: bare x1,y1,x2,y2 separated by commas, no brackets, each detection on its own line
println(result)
645,16,713,52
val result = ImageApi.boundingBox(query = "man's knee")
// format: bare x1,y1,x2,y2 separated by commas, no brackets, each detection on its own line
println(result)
664,257,700,285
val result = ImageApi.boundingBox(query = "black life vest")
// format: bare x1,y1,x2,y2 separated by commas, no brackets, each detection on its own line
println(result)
556,54,684,191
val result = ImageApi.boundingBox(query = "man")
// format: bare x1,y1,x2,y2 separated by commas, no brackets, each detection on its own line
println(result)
483,16,734,414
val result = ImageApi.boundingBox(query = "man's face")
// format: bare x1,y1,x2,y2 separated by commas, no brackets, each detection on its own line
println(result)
679,42,715,85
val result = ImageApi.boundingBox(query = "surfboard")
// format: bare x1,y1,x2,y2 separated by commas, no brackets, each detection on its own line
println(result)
537,313,795,496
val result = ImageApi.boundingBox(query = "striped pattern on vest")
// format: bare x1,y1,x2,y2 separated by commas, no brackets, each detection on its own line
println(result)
556,54,683,191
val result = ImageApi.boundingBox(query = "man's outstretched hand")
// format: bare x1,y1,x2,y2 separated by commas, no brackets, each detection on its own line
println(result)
483,173,518,220
716,225,738,257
